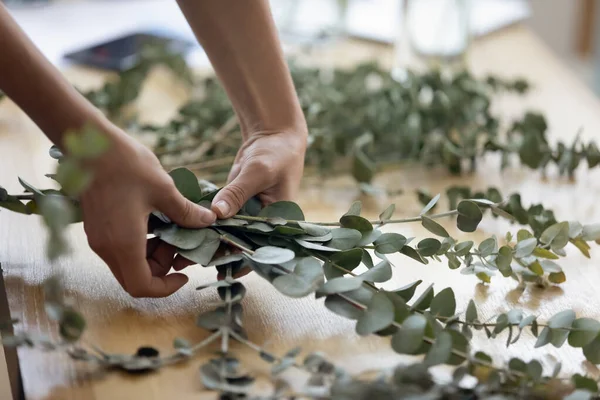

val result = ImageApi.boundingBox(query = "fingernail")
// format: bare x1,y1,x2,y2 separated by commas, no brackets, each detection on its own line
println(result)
203,210,217,224
214,200,230,217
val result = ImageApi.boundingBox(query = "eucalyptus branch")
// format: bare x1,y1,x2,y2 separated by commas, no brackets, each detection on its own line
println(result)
231,208,461,226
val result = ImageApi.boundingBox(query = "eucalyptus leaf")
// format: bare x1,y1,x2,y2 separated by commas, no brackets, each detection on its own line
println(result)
327,228,362,250
391,314,427,355
456,200,483,232
325,295,363,320
420,194,440,215
272,257,324,298
429,288,456,318
379,204,395,223
178,231,221,266
168,168,203,203
339,215,373,233
582,224,600,241
421,216,450,237
154,225,215,250
259,201,305,221
249,246,295,265
424,330,452,366
356,292,395,336
317,277,364,295
297,221,331,237
394,280,422,302
373,233,406,254
295,239,340,252
417,238,441,257
359,260,392,283
568,318,600,348
514,237,537,258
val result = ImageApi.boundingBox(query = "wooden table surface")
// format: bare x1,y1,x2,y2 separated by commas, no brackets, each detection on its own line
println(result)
4,24,600,399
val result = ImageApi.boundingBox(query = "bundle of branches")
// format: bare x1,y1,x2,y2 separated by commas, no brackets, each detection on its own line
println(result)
3,130,600,399
79,44,600,189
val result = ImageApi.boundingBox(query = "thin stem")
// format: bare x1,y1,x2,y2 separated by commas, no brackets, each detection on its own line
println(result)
14,194,34,200
156,115,238,158
311,252,379,291
232,209,461,227
190,331,222,353
229,330,301,369
336,293,529,380
219,235,255,255
162,330,222,366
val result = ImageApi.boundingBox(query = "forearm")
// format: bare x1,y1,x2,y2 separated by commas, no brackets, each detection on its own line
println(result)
175,0,306,138
0,4,108,145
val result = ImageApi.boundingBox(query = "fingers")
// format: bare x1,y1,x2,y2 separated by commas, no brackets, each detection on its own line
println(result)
88,216,189,298
211,161,272,219
147,238,177,277
155,187,216,228
172,254,196,271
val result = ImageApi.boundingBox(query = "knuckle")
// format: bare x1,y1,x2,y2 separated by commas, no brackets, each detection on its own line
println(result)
249,157,277,179
179,199,193,222
225,184,247,207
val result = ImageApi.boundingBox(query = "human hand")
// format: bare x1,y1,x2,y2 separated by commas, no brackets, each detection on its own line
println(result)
210,130,308,219
79,124,217,298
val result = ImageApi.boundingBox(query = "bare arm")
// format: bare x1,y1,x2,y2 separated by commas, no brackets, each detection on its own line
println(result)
176,0,305,137
0,3,106,144
176,0,308,218
0,3,216,298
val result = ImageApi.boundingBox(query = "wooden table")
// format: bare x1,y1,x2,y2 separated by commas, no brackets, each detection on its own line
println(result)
4,24,600,399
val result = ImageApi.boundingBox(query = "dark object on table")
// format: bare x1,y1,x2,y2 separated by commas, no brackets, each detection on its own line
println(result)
63,32,194,72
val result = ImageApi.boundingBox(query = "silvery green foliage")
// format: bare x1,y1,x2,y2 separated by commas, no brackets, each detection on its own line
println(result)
3,154,600,398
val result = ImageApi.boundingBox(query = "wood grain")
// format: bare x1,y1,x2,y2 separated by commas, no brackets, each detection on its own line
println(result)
3,25,600,399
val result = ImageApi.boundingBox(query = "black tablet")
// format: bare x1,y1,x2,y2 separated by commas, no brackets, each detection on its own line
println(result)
63,31,195,72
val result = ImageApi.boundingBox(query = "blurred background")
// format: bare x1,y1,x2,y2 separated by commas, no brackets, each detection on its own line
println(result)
1,0,599,93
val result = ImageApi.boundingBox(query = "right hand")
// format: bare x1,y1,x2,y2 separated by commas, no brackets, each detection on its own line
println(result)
79,124,217,298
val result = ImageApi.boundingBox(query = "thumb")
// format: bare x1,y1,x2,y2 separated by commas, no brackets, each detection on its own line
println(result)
156,189,216,228
212,170,265,219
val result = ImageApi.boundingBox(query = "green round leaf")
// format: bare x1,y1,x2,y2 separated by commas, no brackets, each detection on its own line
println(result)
569,318,600,348
429,288,456,318
456,200,483,232
325,295,363,320
339,215,373,233
59,308,86,342
272,258,324,298
168,168,203,203
178,231,221,265
249,246,295,265
360,261,392,283
154,226,214,250
355,292,395,336
583,335,600,364
328,228,362,250
374,233,407,254
317,277,364,295
391,314,427,355
424,331,452,366
417,238,441,257
514,237,537,258
297,222,331,237
259,201,304,221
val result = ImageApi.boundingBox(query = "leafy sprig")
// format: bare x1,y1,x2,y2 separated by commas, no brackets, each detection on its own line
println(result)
4,150,600,398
